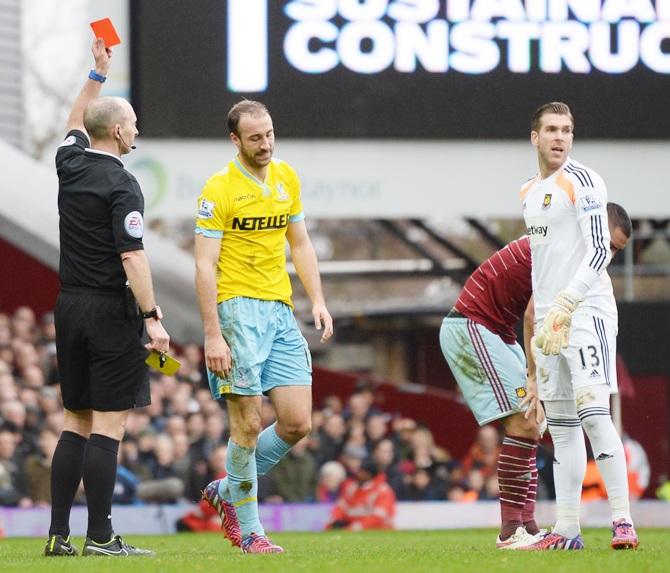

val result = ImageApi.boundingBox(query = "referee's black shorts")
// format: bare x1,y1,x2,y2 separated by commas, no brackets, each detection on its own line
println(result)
55,288,150,412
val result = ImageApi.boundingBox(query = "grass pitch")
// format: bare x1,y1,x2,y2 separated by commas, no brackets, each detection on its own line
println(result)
1,529,668,573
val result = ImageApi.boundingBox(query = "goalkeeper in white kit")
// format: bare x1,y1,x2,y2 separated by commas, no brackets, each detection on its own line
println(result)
520,102,638,551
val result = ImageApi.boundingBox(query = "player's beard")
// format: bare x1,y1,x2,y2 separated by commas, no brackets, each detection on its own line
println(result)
240,143,273,171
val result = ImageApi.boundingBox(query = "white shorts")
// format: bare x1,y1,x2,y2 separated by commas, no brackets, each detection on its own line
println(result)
535,312,617,401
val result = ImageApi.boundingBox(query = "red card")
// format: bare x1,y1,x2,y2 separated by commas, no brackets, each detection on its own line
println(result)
90,18,121,48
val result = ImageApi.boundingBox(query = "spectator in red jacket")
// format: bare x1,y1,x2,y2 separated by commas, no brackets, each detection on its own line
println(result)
327,460,396,531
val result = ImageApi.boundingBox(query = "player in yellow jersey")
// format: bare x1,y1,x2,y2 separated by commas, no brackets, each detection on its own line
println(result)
194,100,333,554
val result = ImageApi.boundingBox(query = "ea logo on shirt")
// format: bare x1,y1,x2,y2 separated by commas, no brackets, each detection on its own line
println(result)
124,211,144,239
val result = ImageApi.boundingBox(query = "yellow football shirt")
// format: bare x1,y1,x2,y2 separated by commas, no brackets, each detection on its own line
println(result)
195,157,304,307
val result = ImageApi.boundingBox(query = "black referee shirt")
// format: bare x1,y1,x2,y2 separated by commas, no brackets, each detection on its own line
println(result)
55,130,145,290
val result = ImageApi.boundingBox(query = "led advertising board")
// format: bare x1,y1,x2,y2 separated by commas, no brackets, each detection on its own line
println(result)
131,0,670,138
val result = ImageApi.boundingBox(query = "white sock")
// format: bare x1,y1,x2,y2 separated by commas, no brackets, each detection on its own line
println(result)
556,504,581,538
609,496,632,523
577,385,632,524
545,400,586,538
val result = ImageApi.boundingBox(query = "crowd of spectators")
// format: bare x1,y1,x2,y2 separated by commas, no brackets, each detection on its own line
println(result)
1,305,561,510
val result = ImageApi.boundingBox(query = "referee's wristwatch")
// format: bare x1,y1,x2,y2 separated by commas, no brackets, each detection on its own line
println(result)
141,306,163,320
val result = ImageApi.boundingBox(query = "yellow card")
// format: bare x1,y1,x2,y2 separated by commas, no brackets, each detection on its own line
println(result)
145,350,181,376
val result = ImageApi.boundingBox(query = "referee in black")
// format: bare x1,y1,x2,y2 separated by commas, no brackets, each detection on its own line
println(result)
44,39,169,557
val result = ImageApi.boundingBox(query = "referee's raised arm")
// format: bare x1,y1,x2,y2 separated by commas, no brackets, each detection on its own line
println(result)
66,38,111,134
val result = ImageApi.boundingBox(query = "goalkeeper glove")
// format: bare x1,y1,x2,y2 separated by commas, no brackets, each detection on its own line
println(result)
535,291,580,355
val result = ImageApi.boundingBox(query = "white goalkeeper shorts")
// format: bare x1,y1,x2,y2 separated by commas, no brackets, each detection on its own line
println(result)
535,312,618,401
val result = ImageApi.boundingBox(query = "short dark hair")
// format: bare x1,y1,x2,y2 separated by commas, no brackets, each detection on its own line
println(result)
531,101,574,132
0,421,18,434
607,202,632,238
227,100,270,136
359,459,379,477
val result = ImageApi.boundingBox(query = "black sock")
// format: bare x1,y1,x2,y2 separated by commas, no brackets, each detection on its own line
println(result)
49,431,87,537
82,433,120,543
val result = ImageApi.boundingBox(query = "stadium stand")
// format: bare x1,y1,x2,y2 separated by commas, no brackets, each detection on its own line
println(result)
0,305,552,510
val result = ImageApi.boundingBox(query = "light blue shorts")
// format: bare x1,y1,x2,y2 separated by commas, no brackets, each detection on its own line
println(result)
207,297,312,399
439,316,527,425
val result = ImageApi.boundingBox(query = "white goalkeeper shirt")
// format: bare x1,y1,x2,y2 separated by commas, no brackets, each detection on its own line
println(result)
521,157,616,327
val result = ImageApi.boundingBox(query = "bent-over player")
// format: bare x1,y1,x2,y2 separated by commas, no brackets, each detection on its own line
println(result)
441,202,631,549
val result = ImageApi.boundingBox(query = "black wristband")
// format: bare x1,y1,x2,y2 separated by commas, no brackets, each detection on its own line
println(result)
141,305,162,320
